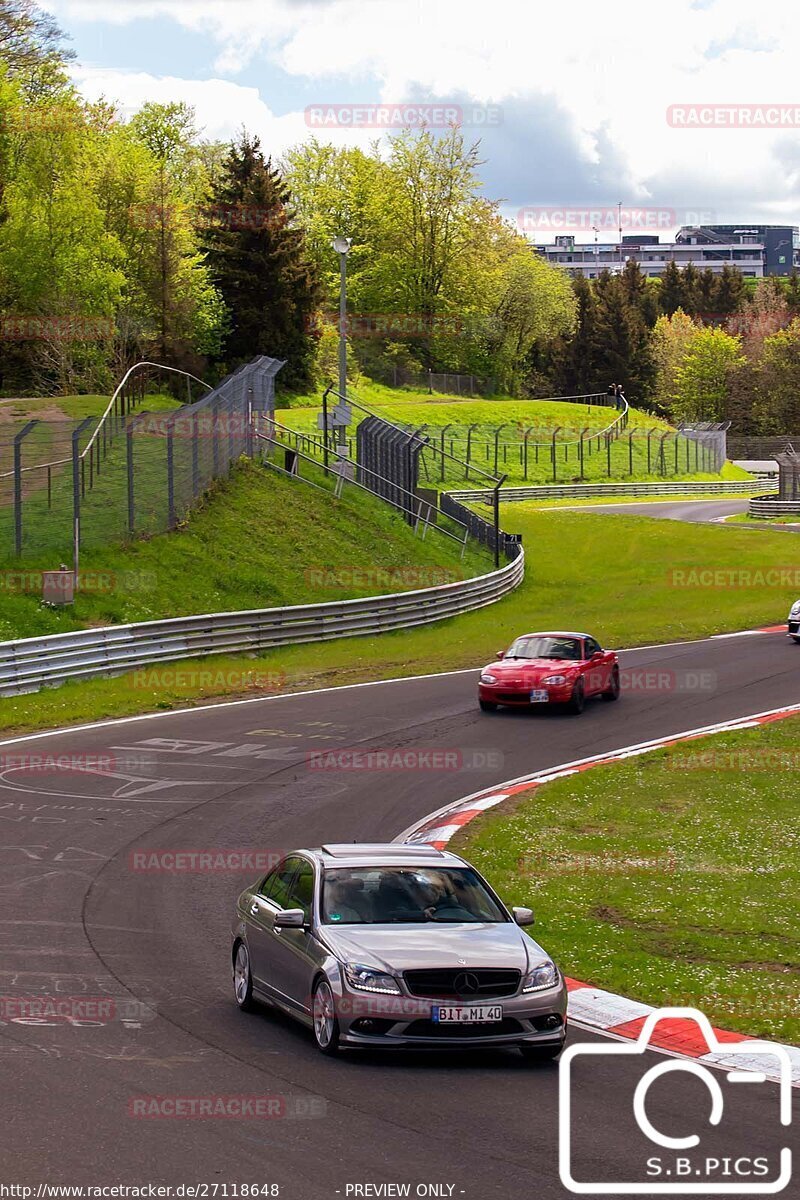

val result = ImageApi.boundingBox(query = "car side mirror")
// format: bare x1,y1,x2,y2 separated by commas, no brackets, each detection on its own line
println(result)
496,650,505,660
274,908,305,928
512,906,535,926
591,650,604,660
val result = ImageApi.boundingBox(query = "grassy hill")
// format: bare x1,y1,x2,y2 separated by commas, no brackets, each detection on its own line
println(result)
279,382,751,486
0,458,491,642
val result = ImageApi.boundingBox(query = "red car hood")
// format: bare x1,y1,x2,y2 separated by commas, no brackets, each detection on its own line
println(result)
485,657,580,682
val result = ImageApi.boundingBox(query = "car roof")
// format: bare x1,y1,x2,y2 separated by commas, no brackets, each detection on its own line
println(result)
512,631,592,640
301,843,468,869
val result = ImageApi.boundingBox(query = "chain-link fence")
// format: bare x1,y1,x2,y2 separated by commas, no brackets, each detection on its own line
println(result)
280,389,729,486
0,357,284,566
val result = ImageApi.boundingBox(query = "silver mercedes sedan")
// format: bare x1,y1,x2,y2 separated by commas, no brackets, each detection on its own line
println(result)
230,843,568,1058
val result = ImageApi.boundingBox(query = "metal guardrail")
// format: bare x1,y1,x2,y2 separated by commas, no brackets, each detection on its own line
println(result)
0,548,523,696
448,480,776,504
748,495,800,518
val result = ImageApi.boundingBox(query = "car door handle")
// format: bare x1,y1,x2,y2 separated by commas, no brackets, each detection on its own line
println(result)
250,903,259,915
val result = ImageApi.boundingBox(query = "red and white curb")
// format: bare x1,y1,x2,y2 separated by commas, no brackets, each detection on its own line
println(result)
396,701,800,1086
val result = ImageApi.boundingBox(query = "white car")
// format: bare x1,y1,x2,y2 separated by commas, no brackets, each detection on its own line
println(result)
788,600,800,642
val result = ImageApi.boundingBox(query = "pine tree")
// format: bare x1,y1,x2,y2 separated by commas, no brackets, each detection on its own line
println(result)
592,274,655,402
202,134,320,391
680,263,701,315
659,261,684,316
715,263,746,316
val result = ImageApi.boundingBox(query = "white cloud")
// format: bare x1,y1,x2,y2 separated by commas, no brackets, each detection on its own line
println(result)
62,0,800,222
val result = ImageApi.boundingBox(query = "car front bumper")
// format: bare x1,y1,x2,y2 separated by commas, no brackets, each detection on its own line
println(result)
332,978,568,1048
478,682,573,706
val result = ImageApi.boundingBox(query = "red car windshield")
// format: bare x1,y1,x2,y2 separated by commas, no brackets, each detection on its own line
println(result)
505,636,583,661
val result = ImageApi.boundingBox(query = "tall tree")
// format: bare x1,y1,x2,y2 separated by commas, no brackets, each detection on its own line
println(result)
592,270,655,401
672,327,745,422
203,133,319,391
715,263,746,315
0,0,73,96
659,261,685,316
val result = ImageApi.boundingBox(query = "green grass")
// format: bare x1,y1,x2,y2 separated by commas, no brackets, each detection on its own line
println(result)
453,716,800,1043
726,513,800,525
1,504,795,736
278,382,741,487
0,457,490,642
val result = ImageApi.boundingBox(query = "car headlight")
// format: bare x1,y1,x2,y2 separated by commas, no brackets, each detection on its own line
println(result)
543,674,567,685
343,963,401,994
480,673,498,684
522,960,559,992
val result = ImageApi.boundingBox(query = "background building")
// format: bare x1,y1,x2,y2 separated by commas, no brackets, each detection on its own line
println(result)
535,224,800,279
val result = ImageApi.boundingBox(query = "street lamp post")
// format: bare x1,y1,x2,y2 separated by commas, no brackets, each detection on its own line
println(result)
332,236,351,449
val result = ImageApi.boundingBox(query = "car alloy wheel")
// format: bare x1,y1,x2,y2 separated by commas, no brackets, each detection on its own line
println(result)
312,978,341,1055
567,678,585,714
233,941,255,1011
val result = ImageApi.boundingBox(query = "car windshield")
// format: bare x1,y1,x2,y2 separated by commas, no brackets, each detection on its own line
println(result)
504,635,583,661
321,866,507,925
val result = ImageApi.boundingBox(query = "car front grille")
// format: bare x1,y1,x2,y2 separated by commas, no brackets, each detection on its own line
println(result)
495,691,532,703
403,968,521,999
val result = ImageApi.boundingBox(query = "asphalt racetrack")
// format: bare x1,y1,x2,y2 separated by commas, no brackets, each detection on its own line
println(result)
0,627,796,1196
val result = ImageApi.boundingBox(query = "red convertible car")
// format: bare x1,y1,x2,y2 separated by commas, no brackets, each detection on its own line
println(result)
478,631,620,715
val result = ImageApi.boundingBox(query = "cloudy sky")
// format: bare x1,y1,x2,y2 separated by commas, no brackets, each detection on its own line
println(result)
50,0,800,239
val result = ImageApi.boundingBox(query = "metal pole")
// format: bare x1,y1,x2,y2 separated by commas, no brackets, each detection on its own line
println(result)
192,410,200,495
337,251,347,448
466,423,478,481
13,421,37,556
493,474,507,569
629,430,634,475
440,423,452,482
551,428,560,482
167,416,176,528
322,385,331,473
126,416,135,534
72,417,93,582
494,424,507,476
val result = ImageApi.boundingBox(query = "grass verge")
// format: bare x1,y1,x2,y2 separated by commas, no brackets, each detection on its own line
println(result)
0,458,490,641
0,505,796,736
452,715,800,1044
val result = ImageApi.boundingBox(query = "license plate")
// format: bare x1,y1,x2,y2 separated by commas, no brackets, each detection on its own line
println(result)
530,689,549,702
432,1005,503,1024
